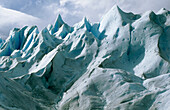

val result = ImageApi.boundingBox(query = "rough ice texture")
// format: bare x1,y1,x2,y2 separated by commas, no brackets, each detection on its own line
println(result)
0,5,170,110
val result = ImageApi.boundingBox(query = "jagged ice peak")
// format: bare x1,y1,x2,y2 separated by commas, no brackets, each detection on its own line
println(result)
0,5,170,110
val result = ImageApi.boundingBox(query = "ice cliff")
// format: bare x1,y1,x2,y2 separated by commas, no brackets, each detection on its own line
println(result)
0,5,170,110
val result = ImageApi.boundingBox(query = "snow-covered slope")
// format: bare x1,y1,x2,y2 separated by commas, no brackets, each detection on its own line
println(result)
0,5,170,110
0,6,43,39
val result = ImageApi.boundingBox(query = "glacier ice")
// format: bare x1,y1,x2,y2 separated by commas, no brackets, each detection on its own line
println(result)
0,37,4,48
0,5,170,110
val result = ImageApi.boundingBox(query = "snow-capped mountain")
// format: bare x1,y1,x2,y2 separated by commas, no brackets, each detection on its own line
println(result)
0,5,170,110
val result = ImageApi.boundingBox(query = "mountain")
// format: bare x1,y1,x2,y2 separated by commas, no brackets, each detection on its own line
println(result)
0,6,43,39
0,5,170,110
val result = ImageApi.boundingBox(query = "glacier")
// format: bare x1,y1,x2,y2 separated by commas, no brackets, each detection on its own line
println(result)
0,5,170,110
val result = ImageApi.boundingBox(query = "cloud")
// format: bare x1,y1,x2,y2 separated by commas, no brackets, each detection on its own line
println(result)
1,0,170,22
0,0,170,39
1,0,170,25
59,0,116,22
58,0,170,24
0,6,43,39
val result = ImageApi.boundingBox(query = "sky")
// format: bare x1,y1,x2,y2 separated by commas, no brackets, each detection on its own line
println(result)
0,0,170,39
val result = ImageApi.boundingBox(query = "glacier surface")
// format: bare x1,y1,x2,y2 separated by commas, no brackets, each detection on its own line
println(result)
0,5,170,110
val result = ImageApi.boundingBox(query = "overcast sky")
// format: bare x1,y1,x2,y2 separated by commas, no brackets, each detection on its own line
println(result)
0,0,170,39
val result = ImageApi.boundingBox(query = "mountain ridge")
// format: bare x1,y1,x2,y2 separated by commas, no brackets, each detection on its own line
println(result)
0,5,170,110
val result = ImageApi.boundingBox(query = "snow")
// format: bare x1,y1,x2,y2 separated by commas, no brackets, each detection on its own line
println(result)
0,5,170,110
50,14,65,35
